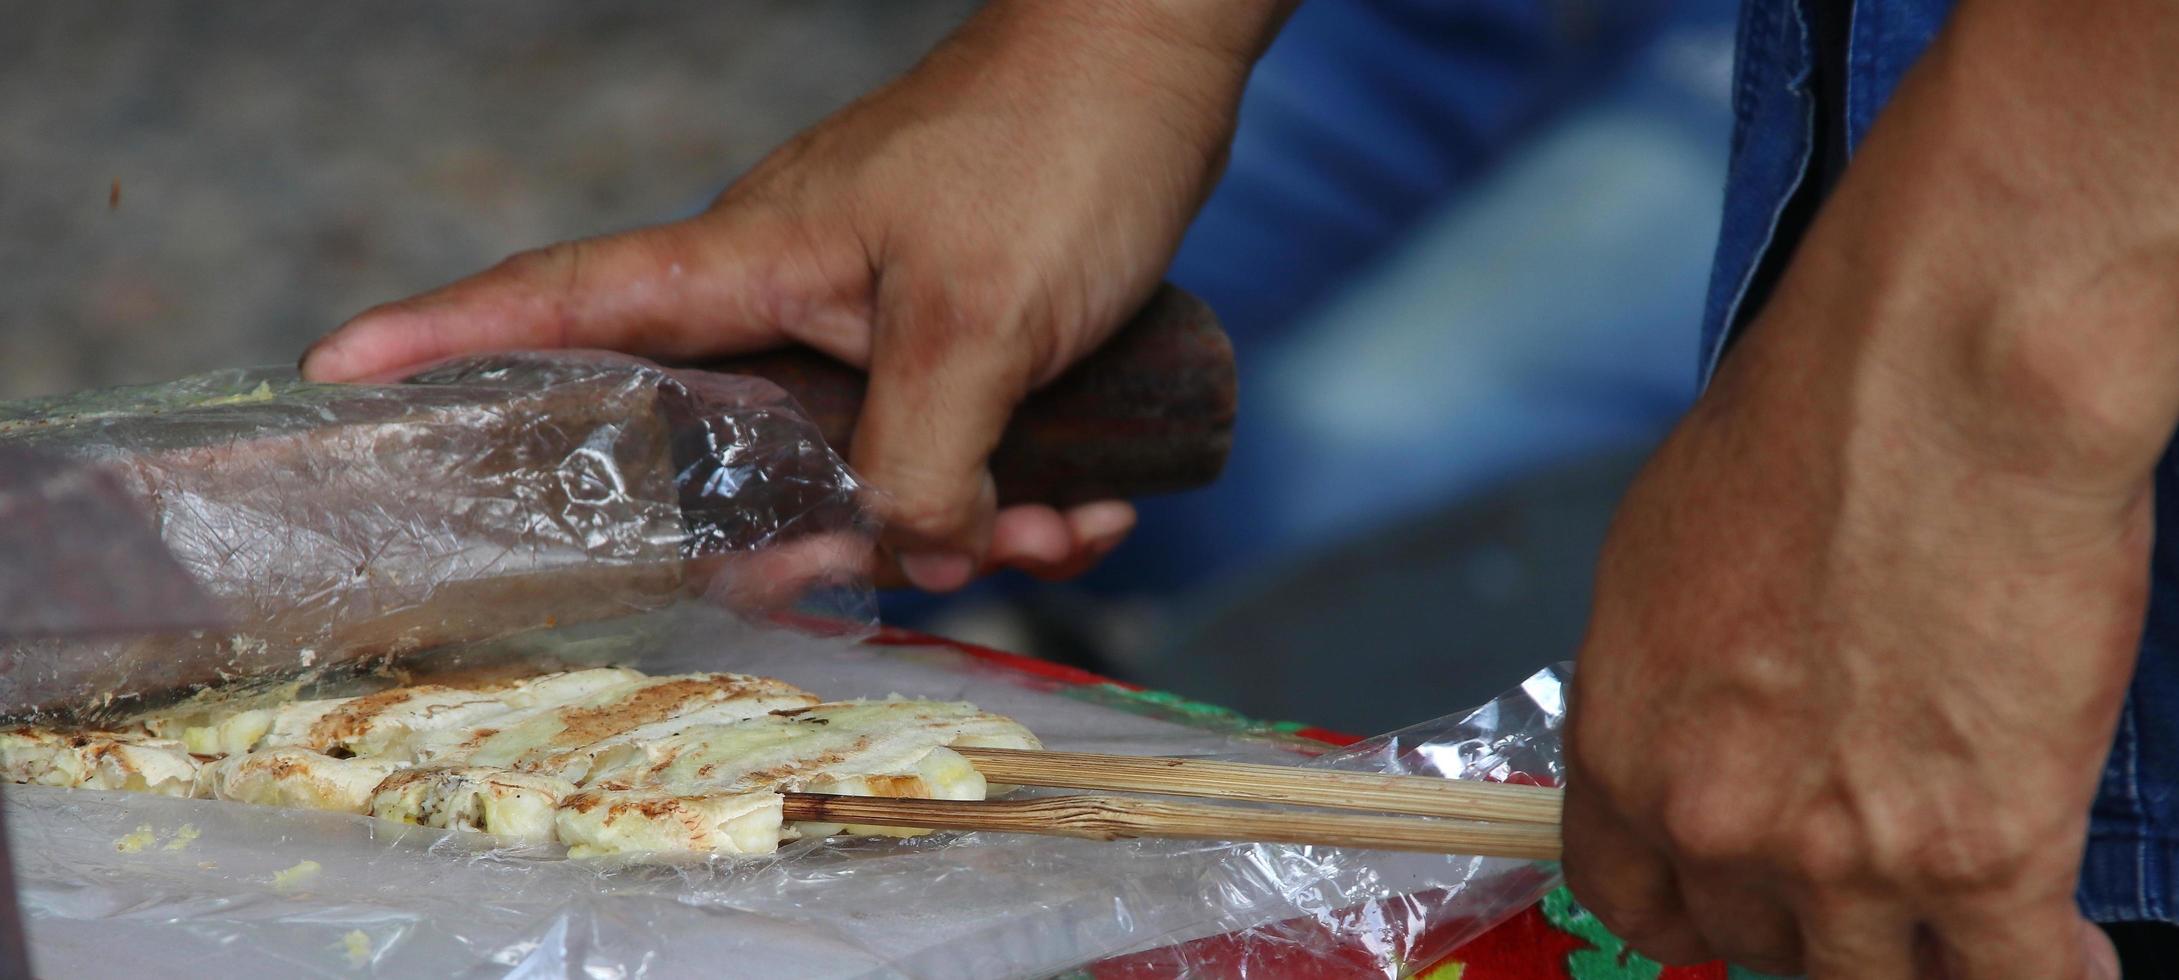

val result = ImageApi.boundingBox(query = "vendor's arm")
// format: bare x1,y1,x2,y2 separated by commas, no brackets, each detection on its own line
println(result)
1567,2,2179,976
301,0,1298,589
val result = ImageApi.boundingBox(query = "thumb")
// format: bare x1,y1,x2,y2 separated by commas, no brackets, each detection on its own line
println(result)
851,285,1037,592
301,217,801,382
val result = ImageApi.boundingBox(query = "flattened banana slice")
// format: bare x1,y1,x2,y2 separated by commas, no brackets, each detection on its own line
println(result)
0,728,202,797
412,672,817,776
554,789,783,858
583,698,1039,795
199,749,406,813
368,767,574,841
258,669,644,759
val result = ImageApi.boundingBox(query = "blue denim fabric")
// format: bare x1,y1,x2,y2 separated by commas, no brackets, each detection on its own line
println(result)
1704,0,2178,925
1099,0,1698,592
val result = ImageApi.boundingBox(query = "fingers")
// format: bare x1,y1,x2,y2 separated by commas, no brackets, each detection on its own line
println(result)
1933,900,2117,980
302,217,810,382
1797,892,1918,979
1562,779,1713,965
1678,870,1803,975
853,285,1040,589
870,501,1134,589
987,501,1135,581
987,505,1073,574
1055,500,1135,576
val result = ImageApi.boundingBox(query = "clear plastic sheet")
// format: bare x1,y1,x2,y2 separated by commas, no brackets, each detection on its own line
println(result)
6,606,1567,979
0,353,875,721
1,353,1565,976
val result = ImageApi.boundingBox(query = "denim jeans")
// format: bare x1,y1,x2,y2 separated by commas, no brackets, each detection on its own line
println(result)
1705,0,2179,925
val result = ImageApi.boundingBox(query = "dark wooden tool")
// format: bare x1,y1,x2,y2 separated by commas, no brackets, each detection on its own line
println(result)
693,284,1236,506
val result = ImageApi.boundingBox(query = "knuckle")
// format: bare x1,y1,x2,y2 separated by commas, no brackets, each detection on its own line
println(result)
1659,791,1766,865
881,477,988,544
497,242,578,282
1908,822,2029,891
887,267,1057,368
888,495,973,542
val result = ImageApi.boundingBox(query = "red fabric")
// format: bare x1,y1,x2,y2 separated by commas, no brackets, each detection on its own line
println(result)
1432,906,1590,978
866,625,1146,690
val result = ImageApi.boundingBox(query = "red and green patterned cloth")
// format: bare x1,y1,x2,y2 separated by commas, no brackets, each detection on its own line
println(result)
1413,888,1773,980
871,628,1769,979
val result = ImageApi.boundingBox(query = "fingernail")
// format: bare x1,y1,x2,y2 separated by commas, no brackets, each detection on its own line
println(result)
297,339,348,381
1071,501,1134,541
899,551,975,592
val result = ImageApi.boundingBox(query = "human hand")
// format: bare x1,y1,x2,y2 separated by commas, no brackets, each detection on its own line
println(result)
1564,311,2141,976
302,2,1289,590
1563,3,2179,972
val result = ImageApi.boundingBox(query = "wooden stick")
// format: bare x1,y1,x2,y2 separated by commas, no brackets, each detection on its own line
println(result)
953,747,1562,826
780,792,1562,860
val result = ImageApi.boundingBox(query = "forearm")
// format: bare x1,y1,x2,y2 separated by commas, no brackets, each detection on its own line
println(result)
986,0,1302,65
937,0,1298,127
1729,0,2179,504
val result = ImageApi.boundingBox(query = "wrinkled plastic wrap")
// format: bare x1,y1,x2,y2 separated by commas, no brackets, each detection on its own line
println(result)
0,353,874,721
6,605,1567,979
1,354,1566,977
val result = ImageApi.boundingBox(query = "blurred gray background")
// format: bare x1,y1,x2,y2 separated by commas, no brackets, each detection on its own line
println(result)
0,2,971,396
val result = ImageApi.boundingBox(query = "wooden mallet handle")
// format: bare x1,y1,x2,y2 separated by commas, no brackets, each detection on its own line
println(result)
694,284,1236,506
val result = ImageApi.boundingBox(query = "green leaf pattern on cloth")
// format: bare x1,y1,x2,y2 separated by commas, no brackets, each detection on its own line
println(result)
1543,887,1665,980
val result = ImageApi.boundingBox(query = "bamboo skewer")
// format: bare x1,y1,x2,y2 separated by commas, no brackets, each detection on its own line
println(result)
953,747,1563,827
781,791,1563,860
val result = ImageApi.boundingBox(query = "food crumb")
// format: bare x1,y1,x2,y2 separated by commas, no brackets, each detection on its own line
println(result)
271,859,322,891
196,381,277,409
197,861,218,871
163,823,201,851
339,929,371,968
113,824,156,853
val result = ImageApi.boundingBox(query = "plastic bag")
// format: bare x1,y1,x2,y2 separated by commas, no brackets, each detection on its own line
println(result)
6,604,1567,979
0,354,1565,976
0,352,875,721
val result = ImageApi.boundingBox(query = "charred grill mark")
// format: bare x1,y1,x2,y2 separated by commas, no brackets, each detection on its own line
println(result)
550,678,737,748
373,767,436,791
17,669,1009,858
738,746,852,789
307,688,426,749
642,745,685,779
